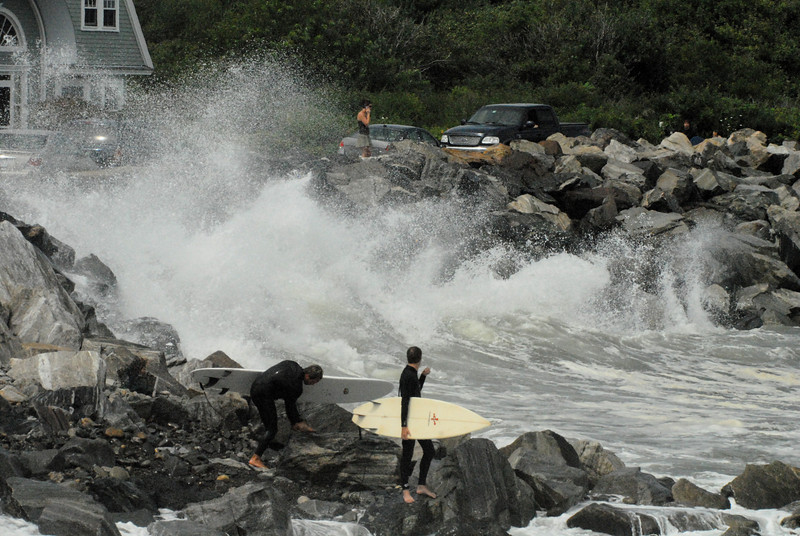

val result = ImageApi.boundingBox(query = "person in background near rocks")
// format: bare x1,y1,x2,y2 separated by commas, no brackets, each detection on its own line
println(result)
399,346,437,503
248,360,323,469
357,100,372,158
681,119,703,145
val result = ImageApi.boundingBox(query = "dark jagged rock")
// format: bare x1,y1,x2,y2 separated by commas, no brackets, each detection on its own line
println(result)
566,502,660,536
2,477,121,536
429,438,536,531
591,467,673,506
722,461,800,509
672,478,730,509
278,432,399,489
179,481,292,536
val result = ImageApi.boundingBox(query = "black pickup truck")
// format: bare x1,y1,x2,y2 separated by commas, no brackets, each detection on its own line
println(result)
440,103,590,151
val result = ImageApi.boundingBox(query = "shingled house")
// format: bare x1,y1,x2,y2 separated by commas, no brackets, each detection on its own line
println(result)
0,0,152,128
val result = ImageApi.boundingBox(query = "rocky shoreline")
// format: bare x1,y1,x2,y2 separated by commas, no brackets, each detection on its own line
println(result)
2,127,800,536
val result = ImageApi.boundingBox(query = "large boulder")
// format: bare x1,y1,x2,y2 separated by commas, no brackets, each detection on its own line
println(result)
570,439,627,485
722,461,800,509
9,350,106,391
672,478,729,509
0,221,84,349
591,467,673,505
81,337,187,397
278,432,399,489
429,438,537,531
1,476,121,536
566,503,660,536
179,481,291,536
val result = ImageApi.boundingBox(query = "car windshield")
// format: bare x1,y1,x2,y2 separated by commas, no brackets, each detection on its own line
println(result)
0,133,49,151
468,107,525,126
369,125,410,142
64,121,120,146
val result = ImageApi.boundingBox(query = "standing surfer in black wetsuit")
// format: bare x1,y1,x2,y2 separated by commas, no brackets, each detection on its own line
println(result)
248,360,323,469
399,346,437,503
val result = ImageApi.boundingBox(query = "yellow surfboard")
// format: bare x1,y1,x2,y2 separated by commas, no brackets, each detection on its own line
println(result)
352,397,491,439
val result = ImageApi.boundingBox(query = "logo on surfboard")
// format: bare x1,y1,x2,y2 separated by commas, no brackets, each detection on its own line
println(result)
428,412,439,426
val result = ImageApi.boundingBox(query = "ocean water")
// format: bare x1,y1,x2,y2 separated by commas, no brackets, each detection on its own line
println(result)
1,59,798,536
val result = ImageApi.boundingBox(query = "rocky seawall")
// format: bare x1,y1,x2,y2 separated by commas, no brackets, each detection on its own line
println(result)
1,127,800,536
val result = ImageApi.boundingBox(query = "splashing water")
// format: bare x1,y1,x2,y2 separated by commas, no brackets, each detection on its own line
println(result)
2,57,799,536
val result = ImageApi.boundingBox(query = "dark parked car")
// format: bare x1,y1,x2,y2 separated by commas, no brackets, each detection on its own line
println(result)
338,124,440,156
62,118,122,167
440,103,590,151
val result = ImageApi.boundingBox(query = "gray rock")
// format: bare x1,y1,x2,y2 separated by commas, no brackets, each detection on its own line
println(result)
278,432,399,489
570,439,626,485
2,477,120,536
148,519,227,536
566,502,660,536
9,350,106,391
37,498,121,536
672,478,729,509
591,467,673,505
429,438,536,530
615,207,689,237
114,317,184,366
0,221,85,349
180,481,291,536
723,461,800,509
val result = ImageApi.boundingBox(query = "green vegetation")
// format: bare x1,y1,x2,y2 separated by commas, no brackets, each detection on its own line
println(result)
135,0,800,144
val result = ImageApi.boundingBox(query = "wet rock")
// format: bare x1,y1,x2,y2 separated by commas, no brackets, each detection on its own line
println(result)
278,432,399,488
500,431,588,514
294,497,351,520
566,502,660,536
570,439,626,485
723,460,800,509
0,445,27,482
672,478,729,509
591,467,673,505
148,519,228,536
71,254,118,299
10,350,106,391
114,316,184,366
430,438,536,530
721,515,762,536
60,437,116,469
185,391,249,430
19,449,66,476
0,221,85,349
2,476,120,536
615,207,689,237
179,481,291,536
82,337,187,396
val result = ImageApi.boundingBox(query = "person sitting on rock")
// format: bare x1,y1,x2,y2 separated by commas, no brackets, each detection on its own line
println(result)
248,360,323,469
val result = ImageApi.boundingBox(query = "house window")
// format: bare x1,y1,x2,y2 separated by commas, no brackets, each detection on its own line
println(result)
83,0,118,31
0,12,25,50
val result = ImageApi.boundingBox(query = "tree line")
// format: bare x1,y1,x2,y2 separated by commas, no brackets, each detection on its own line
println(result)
134,0,800,143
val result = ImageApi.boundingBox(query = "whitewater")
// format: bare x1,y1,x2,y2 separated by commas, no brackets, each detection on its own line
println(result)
1,58,798,535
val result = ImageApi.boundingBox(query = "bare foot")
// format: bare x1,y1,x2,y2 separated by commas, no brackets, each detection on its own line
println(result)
416,485,437,499
402,489,415,503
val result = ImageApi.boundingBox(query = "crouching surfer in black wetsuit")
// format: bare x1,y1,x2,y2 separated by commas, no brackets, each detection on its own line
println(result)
399,346,437,503
248,360,323,469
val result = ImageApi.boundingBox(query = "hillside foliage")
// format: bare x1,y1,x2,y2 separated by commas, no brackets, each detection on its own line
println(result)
134,0,800,143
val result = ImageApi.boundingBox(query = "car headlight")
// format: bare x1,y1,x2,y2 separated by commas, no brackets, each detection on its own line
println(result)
482,136,500,145
440,135,449,144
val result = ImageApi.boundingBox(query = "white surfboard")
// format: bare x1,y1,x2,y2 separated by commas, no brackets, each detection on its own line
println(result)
191,367,394,404
352,397,491,439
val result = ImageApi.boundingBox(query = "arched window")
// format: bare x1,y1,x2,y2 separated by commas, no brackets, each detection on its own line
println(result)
0,14,20,48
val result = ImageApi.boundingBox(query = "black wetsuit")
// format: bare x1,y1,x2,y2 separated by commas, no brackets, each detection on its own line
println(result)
250,360,305,457
399,364,435,490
